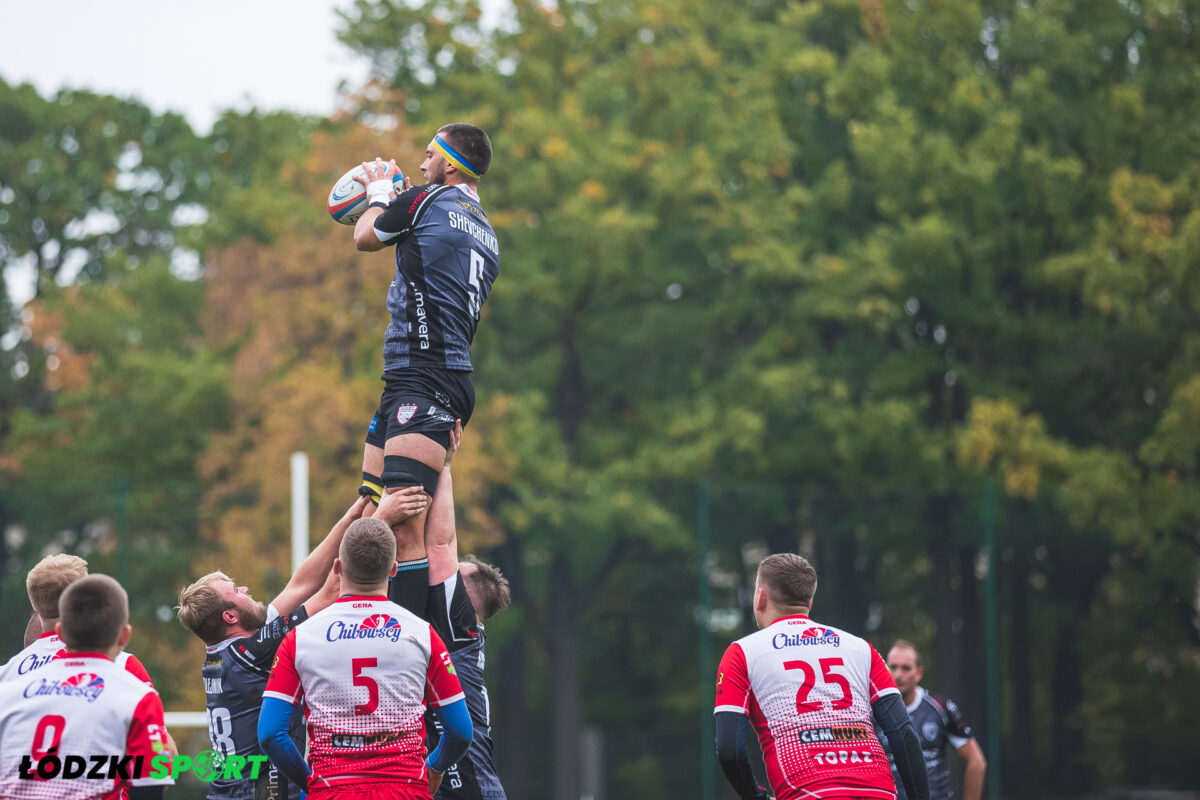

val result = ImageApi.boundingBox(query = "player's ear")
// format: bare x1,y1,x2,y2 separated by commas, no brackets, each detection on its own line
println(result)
221,607,239,625
389,561,399,578
55,621,64,639
116,624,132,650
333,558,344,577
754,585,768,612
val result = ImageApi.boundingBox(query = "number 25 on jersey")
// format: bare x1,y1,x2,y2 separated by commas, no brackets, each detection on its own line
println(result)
785,657,853,713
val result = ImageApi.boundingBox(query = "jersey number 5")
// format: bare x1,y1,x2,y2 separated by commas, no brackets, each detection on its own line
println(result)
352,658,379,716
467,250,485,321
784,657,853,713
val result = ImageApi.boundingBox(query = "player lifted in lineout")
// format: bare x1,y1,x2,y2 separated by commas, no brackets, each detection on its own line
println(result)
349,123,498,616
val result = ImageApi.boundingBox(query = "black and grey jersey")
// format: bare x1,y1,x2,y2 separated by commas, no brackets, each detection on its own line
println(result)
203,605,308,800
373,183,500,372
875,687,974,800
425,573,506,800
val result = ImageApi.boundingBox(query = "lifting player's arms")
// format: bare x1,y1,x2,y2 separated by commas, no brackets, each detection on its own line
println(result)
348,123,499,619
258,516,473,800
714,554,930,800
415,421,511,800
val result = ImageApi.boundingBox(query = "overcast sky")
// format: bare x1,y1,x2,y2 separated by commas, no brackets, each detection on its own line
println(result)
0,0,372,132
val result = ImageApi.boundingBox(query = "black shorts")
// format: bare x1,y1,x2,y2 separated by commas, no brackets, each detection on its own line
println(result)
365,367,475,449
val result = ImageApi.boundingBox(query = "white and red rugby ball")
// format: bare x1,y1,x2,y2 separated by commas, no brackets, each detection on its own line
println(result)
327,164,404,225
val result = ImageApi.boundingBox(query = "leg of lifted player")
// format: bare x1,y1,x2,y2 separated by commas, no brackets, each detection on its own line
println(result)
366,433,445,615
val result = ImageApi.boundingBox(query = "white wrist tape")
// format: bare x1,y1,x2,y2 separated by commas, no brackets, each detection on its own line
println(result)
366,178,393,205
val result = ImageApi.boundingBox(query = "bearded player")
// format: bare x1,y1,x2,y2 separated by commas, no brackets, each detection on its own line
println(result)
177,489,426,800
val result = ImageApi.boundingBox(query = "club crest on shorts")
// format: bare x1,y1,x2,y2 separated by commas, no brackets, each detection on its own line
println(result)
396,404,418,425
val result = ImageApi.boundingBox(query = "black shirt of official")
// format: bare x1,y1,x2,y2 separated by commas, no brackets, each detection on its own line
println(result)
875,687,974,800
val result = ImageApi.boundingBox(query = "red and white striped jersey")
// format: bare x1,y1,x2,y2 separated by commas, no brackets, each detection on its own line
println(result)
264,595,465,789
1,632,155,688
715,614,899,800
0,652,172,800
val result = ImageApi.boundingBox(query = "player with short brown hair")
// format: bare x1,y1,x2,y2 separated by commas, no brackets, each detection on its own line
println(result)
876,641,987,800
714,554,930,800
257,509,473,799
349,123,499,619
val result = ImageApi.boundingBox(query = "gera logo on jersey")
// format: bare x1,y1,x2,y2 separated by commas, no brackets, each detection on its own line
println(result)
22,673,105,703
799,726,873,745
325,615,405,643
772,627,841,649
16,750,270,783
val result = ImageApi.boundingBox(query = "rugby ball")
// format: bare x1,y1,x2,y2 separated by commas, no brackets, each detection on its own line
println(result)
327,164,404,225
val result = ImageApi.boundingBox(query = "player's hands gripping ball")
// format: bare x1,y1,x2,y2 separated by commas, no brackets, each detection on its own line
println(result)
326,158,407,225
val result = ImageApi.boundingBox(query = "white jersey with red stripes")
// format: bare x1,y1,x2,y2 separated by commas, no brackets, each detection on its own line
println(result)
1,632,156,688
715,614,900,800
264,595,465,790
0,652,171,800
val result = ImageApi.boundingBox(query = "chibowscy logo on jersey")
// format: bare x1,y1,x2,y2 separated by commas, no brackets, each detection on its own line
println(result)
22,673,106,703
922,720,940,742
772,627,841,649
397,404,417,425
361,614,401,631
325,615,405,643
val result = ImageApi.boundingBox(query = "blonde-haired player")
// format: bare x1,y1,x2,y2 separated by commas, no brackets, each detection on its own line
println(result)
2,554,157,689
0,574,174,800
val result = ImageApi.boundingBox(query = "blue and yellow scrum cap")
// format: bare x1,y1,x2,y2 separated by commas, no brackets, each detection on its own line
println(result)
432,134,482,179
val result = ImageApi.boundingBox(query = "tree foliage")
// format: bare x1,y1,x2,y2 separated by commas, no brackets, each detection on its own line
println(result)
2,0,1200,797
